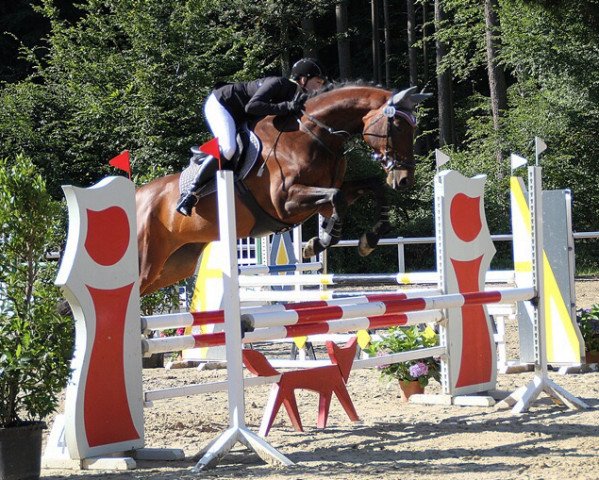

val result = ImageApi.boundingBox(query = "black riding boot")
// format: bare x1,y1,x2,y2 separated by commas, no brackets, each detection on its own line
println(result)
175,155,220,216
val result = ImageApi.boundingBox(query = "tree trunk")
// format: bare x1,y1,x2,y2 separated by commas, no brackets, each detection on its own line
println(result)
280,11,290,76
407,0,418,86
435,0,454,146
336,1,352,79
422,0,429,81
484,0,507,160
301,17,318,59
383,0,391,87
371,0,382,84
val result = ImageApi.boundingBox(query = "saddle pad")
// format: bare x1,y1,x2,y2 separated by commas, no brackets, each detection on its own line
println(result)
178,125,262,198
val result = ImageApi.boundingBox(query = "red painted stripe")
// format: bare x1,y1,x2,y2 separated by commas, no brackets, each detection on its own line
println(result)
284,322,330,338
295,305,344,324
368,314,409,329
193,332,226,348
284,301,328,310
462,290,502,305
383,297,427,314
451,256,493,388
85,285,140,447
190,310,224,325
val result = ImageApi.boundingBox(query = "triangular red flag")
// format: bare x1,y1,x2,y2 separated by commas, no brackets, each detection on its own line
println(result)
108,150,131,179
199,138,221,169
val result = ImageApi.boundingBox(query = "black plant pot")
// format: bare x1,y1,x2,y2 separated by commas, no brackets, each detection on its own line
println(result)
0,422,45,480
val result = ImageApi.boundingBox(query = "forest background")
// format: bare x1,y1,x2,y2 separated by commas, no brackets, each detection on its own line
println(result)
1,0,598,277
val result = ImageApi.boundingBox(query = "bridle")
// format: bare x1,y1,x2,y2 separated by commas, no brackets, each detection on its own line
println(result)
296,100,418,174
363,104,418,173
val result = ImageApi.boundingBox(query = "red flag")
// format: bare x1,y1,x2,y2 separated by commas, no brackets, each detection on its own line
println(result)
199,138,221,169
109,151,131,179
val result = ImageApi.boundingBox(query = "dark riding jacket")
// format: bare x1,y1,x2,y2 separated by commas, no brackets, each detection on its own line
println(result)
212,77,301,123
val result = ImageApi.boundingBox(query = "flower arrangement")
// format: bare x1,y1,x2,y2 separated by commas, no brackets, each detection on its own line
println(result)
364,325,441,387
576,305,599,354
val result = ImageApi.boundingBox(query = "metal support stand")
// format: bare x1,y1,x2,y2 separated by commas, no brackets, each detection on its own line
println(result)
193,171,293,471
497,166,589,414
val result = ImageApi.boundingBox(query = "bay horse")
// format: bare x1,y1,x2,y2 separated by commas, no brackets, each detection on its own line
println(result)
136,84,430,295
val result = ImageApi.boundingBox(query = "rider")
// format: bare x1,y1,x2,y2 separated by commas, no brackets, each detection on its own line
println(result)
176,57,327,216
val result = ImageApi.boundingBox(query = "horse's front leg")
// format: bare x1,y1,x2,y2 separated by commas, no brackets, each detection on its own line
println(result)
281,185,348,259
340,177,392,257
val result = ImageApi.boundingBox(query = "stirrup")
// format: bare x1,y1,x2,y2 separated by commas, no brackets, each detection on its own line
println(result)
175,192,198,217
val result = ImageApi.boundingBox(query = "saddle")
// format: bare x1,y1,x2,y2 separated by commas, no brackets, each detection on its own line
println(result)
179,124,262,199
178,125,296,237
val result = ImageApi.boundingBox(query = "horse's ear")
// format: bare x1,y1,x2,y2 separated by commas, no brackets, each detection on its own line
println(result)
391,86,417,106
392,87,432,110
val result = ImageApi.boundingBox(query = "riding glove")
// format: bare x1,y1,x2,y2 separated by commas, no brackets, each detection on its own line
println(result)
288,93,308,114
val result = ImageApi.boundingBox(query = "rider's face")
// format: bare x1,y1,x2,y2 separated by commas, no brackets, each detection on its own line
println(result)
304,76,325,92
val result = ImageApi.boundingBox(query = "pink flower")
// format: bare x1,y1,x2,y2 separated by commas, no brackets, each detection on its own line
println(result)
409,362,429,378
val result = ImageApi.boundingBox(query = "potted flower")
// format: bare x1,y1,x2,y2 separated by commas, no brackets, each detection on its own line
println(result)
0,156,72,479
365,325,441,401
576,305,599,364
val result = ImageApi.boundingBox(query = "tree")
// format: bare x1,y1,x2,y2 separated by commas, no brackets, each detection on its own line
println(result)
371,0,382,84
434,0,454,146
336,0,352,79
483,0,507,161
406,0,418,86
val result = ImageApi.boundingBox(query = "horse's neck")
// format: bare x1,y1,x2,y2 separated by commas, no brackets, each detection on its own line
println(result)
310,88,387,134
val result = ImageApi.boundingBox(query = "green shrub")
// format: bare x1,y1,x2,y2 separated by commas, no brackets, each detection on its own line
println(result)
0,155,72,427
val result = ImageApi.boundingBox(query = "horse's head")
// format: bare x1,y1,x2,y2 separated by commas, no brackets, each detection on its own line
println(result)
362,86,431,190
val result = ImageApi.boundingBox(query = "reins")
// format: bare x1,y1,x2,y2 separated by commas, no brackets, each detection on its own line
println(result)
296,110,350,157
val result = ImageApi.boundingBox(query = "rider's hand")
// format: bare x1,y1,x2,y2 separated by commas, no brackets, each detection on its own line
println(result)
288,93,308,114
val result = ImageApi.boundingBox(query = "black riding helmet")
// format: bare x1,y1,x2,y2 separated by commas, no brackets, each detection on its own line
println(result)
290,58,326,80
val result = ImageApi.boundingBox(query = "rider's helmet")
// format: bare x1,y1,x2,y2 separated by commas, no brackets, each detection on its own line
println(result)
290,58,326,80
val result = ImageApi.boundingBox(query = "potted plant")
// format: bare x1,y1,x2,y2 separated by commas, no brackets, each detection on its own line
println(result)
365,325,441,401
0,155,72,479
576,305,599,364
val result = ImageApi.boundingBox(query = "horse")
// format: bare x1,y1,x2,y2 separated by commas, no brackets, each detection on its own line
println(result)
136,84,430,295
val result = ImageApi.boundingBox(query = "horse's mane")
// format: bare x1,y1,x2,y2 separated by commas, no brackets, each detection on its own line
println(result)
308,80,388,99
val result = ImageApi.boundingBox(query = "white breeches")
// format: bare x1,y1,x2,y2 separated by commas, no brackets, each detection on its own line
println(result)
204,93,237,160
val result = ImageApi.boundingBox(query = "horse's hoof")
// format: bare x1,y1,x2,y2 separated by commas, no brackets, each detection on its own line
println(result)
358,233,376,257
303,239,316,259
303,237,322,259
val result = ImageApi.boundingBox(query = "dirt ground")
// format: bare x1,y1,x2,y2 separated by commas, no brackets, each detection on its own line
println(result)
41,281,599,480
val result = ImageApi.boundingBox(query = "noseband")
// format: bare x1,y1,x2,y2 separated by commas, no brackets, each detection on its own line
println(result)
364,105,418,173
